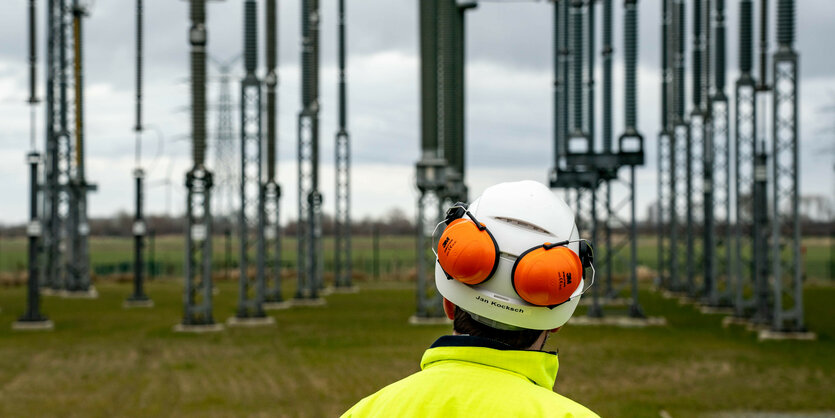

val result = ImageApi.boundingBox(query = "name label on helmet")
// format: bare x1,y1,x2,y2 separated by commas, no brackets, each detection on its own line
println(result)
475,295,525,313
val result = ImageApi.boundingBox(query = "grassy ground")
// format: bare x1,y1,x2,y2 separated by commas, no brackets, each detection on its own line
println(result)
0,279,834,417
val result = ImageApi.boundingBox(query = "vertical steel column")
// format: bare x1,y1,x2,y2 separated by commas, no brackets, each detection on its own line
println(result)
18,0,49,327
750,0,771,324
238,0,266,318
54,0,73,293
127,0,151,305
733,0,757,318
263,0,283,303
657,0,671,289
414,0,445,319
670,0,688,292
701,0,716,300
708,0,733,306
66,0,92,295
601,0,613,298
684,0,704,297
587,185,602,318
623,0,645,317
181,0,216,327
771,0,804,332
296,0,323,301
553,1,564,177
42,0,65,292
20,153,50,325
334,0,352,290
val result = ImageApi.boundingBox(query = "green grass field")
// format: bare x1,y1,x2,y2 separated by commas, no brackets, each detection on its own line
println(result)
0,235,832,282
1,278,834,417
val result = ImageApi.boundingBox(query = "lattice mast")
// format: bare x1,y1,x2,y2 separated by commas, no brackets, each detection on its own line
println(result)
296,0,324,300
237,0,267,318
41,0,68,292
620,0,645,318
732,0,758,318
181,0,216,326
750,0,772,324
415,0,446,319
333,0,353,290
656,0,672,289
706,0,734,307
770,0,804,332
262,0,283,303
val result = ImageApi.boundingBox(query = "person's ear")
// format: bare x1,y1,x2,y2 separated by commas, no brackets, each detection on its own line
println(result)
549,327,561,333
442,298,456,320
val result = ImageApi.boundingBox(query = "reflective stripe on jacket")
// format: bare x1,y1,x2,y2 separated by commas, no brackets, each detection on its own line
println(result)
341,335,599,417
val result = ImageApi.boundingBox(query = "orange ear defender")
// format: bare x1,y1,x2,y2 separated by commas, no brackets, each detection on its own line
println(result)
436,203,594,307
511,242,585,307
437,215,500,285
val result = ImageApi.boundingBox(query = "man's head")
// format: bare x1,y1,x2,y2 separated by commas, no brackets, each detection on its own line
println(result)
435,180,590,338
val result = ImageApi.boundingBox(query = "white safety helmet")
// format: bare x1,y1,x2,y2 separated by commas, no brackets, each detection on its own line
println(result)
435,180,589,330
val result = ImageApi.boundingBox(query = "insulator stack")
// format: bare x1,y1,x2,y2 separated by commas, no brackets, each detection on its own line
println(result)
337,0,347,131
190,0,207,166
571,1,583,132
135,0,143,133
777,0,794,47
624,0,637,130
661,0,670,130
714,0,726,94
244,0,257,75
673,0,686,120
692,0,703,109
602,0,612,151
28,0,38,105
739,0,753,75
758,0,768,85
266,0,277,179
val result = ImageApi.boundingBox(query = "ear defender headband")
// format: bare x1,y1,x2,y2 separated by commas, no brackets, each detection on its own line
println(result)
435,203,594,308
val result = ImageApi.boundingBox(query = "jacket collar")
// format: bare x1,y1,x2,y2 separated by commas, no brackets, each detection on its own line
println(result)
421,335,559,390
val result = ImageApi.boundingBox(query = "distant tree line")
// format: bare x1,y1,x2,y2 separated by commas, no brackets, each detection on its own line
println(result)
0,208,418,237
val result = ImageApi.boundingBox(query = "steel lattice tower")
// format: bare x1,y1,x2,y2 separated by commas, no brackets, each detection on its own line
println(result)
262,0,283,305
333,0,353,291
656,0,672,289
685,0,705,298
545,0,646,321
236,0,267,319
40,0,95,297
296,0,325,303
732,0,758,318
668,0,690,294
769,0,804,332
179,0,218,329
706,0,734,307
212,57,238,229
414,0,446,320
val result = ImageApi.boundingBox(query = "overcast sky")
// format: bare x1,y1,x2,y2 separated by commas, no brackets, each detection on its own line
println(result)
0,0,833,225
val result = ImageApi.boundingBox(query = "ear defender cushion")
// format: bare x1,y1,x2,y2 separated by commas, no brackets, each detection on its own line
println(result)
437,218,500,285
511,245,584,306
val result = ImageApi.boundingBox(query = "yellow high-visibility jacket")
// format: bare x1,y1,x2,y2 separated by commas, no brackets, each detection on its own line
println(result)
341,335,599,417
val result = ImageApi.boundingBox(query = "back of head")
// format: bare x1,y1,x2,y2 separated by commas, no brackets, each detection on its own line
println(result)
435,180,587,335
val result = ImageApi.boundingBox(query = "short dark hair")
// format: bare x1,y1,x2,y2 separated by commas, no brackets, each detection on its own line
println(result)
453,307,544,350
